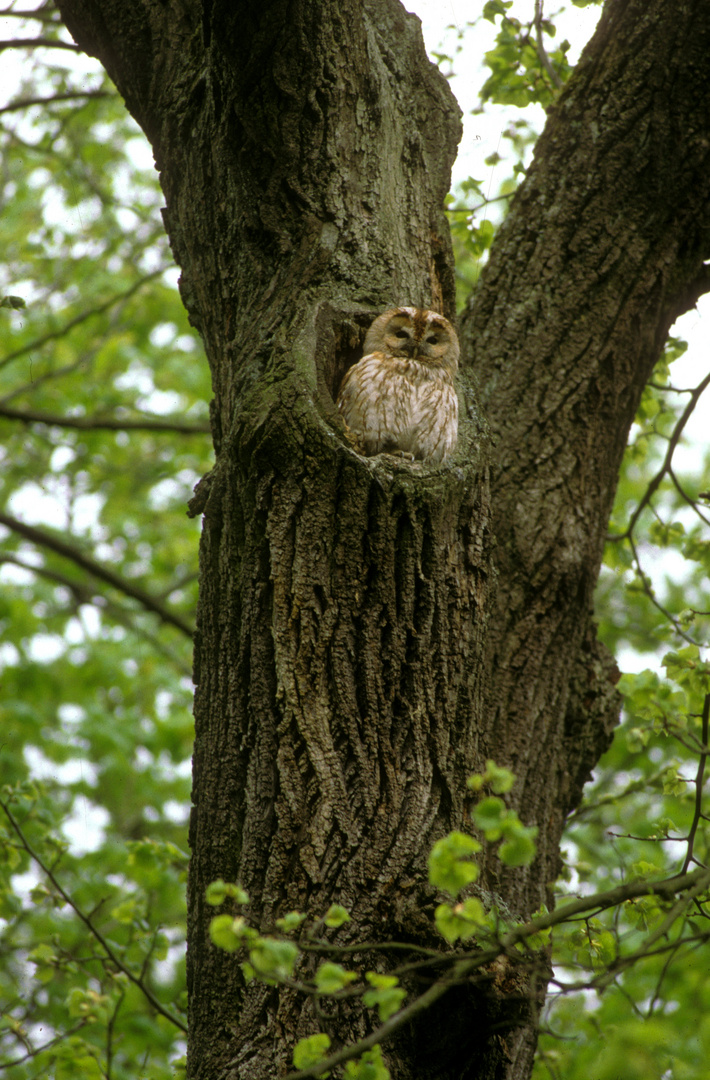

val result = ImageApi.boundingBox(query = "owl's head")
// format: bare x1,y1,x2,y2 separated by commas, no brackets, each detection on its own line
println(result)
363,307,459,373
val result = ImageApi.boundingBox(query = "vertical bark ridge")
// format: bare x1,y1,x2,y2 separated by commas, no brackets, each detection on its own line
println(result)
190,418,491,1076
463,0,710,919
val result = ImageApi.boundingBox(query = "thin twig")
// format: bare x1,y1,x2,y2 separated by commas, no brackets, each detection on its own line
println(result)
0,1021,88,1068
0,8,61,20
0,552,93,602
608,369,710,542
682,694,710,874
533,0,562,89
627,533,701,646
0,270,167,373
0,553,194,676
446,193,513,215
549,932,710,993
105,989,124,1080
0,798,187,1033
668,466,710,528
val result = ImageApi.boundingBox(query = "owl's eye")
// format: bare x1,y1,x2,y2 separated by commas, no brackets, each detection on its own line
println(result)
426,335,439,344
394,329,410,339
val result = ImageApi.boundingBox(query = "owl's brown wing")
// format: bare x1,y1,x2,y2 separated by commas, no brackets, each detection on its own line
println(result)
336,353,415,456
406,379,458,463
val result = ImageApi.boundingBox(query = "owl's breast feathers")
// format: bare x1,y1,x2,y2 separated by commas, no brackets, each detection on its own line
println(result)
336,352,458,464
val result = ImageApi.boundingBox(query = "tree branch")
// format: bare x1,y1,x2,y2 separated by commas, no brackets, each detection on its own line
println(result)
0,1021,88,1069
0,37,81,51
0,553,194,675
533,0,562,90
0,512,194,639
0,402,211,435
608,368,710,542
627,532,701,646
0,8,61,20
0,90,112,116
0,269,167,373
682,693,710,874
284,868,710,1079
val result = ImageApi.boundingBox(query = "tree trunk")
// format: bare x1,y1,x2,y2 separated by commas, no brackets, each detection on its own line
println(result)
55,1,710,1078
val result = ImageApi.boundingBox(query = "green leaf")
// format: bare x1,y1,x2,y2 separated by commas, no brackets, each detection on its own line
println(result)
324,903,351,927
110,897,140,923
209,914,255,952
248,937,300,980
276,910,306,932
428,831,481,896
206,879,250,905
631,860,664,878
363,973,406,1021
434,898,486,943
315,962,358,993
498,820,538,867
482,0,513,21
467,760,515,794
472,796,506,838
343,1044,390,1080
293,1033,332,1076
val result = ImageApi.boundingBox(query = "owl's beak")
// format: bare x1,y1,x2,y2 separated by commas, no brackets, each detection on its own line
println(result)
400,340,420,359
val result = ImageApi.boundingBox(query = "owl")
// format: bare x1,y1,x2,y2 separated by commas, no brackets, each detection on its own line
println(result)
336,307,459,464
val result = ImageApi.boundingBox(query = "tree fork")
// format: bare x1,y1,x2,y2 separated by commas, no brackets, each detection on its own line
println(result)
54,0,710,1077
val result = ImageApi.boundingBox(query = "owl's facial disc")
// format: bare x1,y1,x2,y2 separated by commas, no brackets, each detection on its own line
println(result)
387,320,418,357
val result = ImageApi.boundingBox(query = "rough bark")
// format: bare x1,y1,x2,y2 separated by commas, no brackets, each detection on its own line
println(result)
461,0,710,916
55,1,710,1078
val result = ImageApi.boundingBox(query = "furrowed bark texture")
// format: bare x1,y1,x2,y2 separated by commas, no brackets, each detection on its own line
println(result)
460,0,710,909
55,0,710,1078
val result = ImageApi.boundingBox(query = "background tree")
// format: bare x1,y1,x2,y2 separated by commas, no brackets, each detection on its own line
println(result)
1,2,709,1080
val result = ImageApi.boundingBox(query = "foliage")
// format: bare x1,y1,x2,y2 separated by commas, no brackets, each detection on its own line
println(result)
202,759,710,1078
200,761,542,1076
0,2,708,1080
533,332,710,1079
0,9,211,1077
443,0,579,307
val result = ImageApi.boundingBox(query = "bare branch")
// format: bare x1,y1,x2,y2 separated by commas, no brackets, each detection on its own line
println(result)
608,368,710,542
0,36,80,51
0,90,112,116
0,512,194,639
533,0,562,90
682,693,710,874
0,402,211,435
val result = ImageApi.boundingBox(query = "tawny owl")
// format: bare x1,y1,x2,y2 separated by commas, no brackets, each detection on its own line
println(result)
336,307,459,464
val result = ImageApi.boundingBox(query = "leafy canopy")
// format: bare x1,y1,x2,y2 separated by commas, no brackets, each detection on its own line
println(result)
1,2,710,1080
